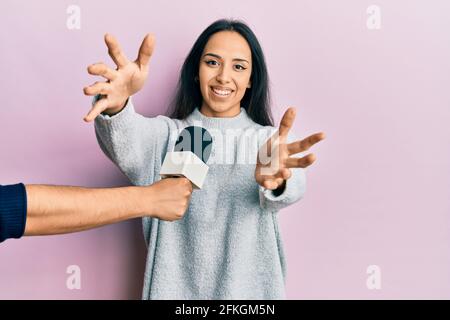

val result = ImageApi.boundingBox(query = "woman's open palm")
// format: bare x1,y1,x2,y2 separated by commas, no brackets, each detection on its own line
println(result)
83,33,155,122
255,107,325,190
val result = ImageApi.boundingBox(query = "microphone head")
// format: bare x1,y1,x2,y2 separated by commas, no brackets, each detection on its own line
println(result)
174,126,213,163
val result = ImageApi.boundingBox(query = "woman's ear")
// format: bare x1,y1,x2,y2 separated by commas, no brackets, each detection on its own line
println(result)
247,81,251,88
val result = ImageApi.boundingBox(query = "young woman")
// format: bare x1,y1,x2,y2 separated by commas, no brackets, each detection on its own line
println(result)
83,19,325,299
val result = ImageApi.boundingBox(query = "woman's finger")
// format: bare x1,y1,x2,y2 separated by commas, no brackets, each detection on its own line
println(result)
104,33,130,68
87,63,118,81
287,132,325,155
285,153,317,168
274,177,285,187
263,179,278,190
83,81,110,96
263,177,285,190
278,107,296,138
269,169,290,188
83,97,109,122
279,168,292,180
136,33,155,68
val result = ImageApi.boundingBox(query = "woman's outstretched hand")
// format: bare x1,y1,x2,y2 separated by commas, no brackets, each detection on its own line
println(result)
255,107,326,190
83,33,155,122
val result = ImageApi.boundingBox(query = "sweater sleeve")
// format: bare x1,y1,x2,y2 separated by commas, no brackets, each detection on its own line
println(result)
259,131,307,212
93,96,171,185
0,183,27,243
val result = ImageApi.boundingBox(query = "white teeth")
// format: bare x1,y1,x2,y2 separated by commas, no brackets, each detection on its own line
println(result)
212,87,232,96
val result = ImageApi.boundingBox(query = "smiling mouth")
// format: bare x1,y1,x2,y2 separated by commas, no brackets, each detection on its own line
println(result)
211,86,234,97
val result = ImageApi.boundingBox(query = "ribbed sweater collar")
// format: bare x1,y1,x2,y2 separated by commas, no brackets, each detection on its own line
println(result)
187,107,254,129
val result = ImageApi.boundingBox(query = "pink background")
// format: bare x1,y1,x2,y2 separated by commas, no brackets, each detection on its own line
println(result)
1,0,449,299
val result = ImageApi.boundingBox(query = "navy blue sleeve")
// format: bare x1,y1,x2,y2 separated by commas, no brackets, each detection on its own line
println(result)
0,183,27,243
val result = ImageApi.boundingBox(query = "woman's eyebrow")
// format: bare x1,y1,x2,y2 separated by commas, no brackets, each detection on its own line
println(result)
204,53,249,63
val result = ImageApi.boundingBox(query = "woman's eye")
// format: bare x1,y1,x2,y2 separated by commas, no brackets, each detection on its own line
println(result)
235,64,246,71
206,60,219,66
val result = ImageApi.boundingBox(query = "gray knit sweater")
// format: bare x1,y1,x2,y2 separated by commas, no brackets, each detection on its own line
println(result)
94,98,306,299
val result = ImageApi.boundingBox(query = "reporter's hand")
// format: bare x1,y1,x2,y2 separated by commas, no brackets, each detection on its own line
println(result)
143,178,193,221
83,33,155,122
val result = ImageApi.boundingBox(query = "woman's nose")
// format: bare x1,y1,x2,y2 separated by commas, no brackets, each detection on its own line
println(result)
216,67,231,84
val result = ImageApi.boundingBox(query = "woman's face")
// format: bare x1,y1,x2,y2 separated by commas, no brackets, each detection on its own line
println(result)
199,31,252,118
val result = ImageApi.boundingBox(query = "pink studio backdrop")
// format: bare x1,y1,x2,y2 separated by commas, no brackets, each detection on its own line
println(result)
1,0,449,299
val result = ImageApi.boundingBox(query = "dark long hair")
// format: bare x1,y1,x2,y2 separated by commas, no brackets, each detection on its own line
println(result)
169,19,274,126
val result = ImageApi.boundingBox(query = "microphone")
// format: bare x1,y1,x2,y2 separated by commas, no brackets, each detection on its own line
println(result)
160,126,213,189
